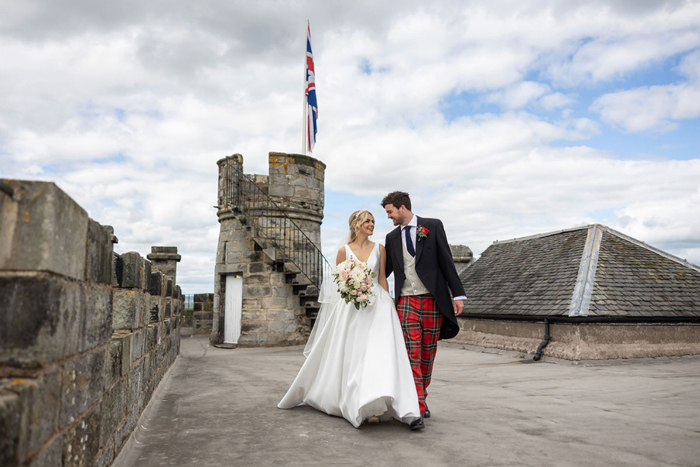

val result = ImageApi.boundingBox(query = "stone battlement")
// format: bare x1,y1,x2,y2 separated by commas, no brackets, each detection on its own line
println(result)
0,179,184,466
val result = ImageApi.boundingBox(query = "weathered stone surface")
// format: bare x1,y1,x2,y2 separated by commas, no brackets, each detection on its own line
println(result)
28,436,62,467
99,378,126,448
166,277,173,297
0,390,21,466
116,334,133,377
141,258,151,291
111,253,122,288
112,289,147,331
145,324,158,354
127,360,144,408
60,350,105,428
0,180,88,280
79,282,112,352
95,437,114,467
149,271,163,296
12,369,62,459
114,400,140,451
105,338,123,389
85,219,113,284
62,405,100,467
132,329,144,363
120,252,143,289
0,273,82,367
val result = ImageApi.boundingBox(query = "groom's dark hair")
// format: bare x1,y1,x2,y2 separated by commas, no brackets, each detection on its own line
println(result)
381,191,411,211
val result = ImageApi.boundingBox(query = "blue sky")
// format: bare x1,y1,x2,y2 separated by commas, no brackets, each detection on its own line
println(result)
1,0,699,292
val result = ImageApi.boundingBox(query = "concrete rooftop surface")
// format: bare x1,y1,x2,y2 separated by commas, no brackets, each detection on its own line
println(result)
114,329,700,467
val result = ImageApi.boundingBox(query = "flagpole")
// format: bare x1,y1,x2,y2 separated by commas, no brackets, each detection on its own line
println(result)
302,17,309,155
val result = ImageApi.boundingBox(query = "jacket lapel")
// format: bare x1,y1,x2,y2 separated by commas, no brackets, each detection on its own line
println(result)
415,216,424,263
390,226,404,272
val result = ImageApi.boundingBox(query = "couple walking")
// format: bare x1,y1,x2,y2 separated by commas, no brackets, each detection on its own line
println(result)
278,191,466,430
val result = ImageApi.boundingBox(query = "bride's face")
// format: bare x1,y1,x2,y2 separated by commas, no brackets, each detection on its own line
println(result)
358,215,375,237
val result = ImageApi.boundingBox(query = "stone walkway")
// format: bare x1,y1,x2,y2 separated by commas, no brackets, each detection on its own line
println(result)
114,330,700,466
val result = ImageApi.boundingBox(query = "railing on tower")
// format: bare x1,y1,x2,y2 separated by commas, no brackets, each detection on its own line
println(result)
219,157,330,288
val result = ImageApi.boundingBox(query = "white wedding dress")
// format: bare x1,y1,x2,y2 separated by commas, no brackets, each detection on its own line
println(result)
278,243,420,428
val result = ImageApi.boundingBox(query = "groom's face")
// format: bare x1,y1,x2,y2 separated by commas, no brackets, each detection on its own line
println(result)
384,203,407,226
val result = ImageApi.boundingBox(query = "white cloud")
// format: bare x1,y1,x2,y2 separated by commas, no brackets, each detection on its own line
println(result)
591,51,700,132
2,0,700,292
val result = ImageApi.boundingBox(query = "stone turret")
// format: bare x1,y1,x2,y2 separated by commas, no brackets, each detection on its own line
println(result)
212,152,326,347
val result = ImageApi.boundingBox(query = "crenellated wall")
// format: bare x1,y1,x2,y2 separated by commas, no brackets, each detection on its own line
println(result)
0,179,183,467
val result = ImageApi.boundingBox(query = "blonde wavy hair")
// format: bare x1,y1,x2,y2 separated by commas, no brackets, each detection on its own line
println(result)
348,210,373,243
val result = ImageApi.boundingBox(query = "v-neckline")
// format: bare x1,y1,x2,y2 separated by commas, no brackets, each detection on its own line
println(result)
347,242,377,263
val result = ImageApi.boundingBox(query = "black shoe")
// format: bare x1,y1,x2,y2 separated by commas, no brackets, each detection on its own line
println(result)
424,403,431,419
409,417,425,430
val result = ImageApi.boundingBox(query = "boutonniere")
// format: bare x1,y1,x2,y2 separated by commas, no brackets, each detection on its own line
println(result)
416,225,429,241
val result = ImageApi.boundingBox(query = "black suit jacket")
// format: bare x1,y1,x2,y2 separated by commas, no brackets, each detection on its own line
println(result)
385,216,466,340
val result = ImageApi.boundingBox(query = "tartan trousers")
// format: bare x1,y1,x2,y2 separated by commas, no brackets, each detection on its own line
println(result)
396,294,443,415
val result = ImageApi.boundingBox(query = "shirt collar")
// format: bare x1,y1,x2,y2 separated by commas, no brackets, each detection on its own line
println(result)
403,214,417,229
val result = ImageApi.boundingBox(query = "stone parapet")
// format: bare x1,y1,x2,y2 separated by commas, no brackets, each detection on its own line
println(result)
0,179,184,467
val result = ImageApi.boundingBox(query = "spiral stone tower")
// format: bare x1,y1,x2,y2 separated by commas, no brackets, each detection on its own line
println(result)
212,152,326,347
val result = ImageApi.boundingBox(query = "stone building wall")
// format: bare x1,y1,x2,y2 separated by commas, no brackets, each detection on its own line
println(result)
211,152,325,347
0,179,183,467
192,293,214,333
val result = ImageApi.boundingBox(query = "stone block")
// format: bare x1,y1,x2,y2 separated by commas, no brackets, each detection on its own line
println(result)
241,319,267,333
141,257,151,291
120,252,143,289
243,286,271,297
12,369,62,459
132,329,144,363
263,297,290,309
60,350,105,429
166,277,173,297
0,390,21,466
127,360,144,408
194,311,214,321
113,288,148,331
79,283,113,353
0,180,88,280
202,301,213,311
105,338,123,389
0,273,82,367
99,379,126,448
29,436,62,467
111,253,122,287
242,298,262,309
115,334,133,377
62,405,100,467
145,324,158,354
249,262,265,274
85,219,113,284
95,437,114,467
149,271,163,296
193,293,210,302
272,287,292,298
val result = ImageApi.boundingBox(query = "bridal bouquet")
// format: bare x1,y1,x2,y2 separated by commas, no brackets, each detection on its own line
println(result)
333,258,377,310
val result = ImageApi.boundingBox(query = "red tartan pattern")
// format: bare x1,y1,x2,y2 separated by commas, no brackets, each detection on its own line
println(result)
396,294,443,415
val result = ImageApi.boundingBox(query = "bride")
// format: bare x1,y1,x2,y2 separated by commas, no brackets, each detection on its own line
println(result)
278,210,423,429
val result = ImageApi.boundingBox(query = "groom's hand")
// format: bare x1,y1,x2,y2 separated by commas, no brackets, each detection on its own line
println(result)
453,299,464,316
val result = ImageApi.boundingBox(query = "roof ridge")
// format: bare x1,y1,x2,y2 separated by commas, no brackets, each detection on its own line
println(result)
569,225,603,317
599,225,700,274
493,224,594,245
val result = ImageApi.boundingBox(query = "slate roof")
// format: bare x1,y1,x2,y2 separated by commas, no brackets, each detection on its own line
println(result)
459,225,700,319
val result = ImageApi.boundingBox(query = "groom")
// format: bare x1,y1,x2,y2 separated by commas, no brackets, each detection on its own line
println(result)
382,191,466,430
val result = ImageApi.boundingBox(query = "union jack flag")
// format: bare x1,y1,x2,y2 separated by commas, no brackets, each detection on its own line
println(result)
305,23,318,153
